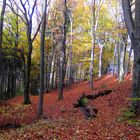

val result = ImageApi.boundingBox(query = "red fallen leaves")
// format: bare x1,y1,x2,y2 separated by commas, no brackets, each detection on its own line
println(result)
0,74,140,140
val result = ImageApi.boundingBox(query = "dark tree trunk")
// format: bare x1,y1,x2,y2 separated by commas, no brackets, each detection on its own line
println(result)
23,41,32,104
132,0,140,114
37,0,47,116
0,0,6,54
0,0,6,97
8,0,43,104
12,69,17,97
58,0,68,100
122,0,140,114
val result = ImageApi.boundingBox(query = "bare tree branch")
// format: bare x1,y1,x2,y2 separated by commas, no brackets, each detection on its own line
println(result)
20,0,29,23
31,17,43,42
6,1,26,24
9,0,25,15
30,0,37,20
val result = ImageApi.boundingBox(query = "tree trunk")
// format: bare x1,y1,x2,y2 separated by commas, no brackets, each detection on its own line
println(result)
67,12,73,88
50,56,55,90
121,0,134,45
112,44,117,75
46,54,52,92
58,0,67,100
0,0,6,97
122,0,140,114
0,0,6,54
116,41,120,78
119,39,125,82
89,0,99,90
98,45,103,77
126,46,132,74
23,41,32,104
123,41,127,75
37,0,47,116
89,36,95,90
131,0,140,114
9,0,43,104
12,69,17,97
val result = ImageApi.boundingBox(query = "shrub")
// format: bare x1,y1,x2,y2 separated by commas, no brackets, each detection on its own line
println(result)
117,108,140,127
78,93,88,107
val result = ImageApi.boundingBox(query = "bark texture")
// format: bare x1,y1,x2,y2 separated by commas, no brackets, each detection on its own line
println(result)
122,0,140,114
37,0,47,116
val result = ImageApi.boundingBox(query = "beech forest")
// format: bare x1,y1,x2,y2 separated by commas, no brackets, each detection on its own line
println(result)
0,0,139,139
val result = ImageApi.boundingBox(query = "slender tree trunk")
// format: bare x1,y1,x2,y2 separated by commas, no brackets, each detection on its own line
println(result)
7,67,11,99
0,0,6,54
12,6,19,97
116,41,120,78
12,69,17,97
47,45,55,92
89,27,95,90
89,0,99,90
0,74,3,99
49,32,56,91
68,13,73,88
58,57,64,100
20,50,26,102
123,41,127,75
58,0,67,100
23,40,32,104
0,0,6,96
46,55,52,92
38,0,47,116
67,49,73,88
119,39,125,82
126,46,132,74
98,45,103,77
50,55,55,90
112,44,117,75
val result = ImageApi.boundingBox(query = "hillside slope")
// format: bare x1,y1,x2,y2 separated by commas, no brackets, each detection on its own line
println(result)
0,74,139,140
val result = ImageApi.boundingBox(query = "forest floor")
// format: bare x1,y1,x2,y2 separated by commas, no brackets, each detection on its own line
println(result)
0,74,140,140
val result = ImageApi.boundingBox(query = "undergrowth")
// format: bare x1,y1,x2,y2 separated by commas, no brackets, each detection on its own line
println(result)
117,107,140,128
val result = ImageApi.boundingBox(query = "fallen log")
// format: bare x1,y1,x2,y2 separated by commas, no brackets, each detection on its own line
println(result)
74,89,113,108
0,123,21,130
86,89,113,100
74,89,113,119
74,93,98,119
